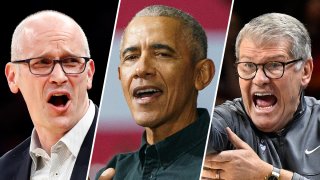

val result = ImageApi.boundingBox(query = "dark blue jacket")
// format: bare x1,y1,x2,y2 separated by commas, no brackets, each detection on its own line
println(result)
0,105,98,180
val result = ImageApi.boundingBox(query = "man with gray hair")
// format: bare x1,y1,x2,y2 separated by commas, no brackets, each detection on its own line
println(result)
97,4,215,180
0,10,97,180
203,13,318,180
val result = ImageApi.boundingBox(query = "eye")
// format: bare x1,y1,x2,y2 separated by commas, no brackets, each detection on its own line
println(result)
30,58,52,68
154,51,173,59
123,54,140,62
243,62,255,69
63,57,83,67
64,57,80,63
37,58,52,64
266,62,282,70
155,52,171,58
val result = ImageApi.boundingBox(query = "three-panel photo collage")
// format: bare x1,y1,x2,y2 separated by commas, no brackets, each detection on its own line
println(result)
1,0,319,179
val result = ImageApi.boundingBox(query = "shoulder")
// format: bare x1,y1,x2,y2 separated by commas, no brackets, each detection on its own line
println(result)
0,137,31,162
0,137,31,176
213,98,246,118
107,151,139,168
95,151,139,179
303,96,320,122
304,96,320,107
304,96,320,118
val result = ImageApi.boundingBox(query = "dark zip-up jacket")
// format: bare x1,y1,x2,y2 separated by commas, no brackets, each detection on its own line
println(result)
207,95,320,180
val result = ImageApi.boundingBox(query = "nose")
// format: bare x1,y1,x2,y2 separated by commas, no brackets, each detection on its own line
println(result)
252,66,270,86
134,54,156,79
49,63,68,85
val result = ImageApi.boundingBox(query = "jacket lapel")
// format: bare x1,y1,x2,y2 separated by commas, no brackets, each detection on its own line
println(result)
15,138,32,180
70,104,98,180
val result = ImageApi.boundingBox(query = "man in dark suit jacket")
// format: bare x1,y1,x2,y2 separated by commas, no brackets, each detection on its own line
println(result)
0,106,97,180
0,10,97,180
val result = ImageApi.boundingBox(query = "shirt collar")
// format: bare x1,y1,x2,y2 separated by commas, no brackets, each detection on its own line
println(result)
29,99,95,168
60,99,95,157
138,108,210,168
30,130,49,171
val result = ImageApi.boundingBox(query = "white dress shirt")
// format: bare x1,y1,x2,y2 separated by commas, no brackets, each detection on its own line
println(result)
29,100,95,180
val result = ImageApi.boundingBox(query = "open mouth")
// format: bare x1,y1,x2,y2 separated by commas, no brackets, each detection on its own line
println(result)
253,93,277,109
133,88,162,99
48,94,70,107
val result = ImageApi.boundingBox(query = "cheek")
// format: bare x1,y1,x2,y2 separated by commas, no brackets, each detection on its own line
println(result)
280,73,297,91
166,69,193,99
238,80,252,111
19,75,41,93
66,76,87,101
121,81,131,99
18,77,46,111
239,80,250,98
77,76,90,92
281,76,301,102
119,70,132,98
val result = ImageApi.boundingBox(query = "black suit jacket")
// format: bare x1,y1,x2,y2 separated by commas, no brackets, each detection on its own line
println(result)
0,105,98,180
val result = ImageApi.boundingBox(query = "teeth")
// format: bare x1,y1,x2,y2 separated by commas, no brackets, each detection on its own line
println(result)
53,94,65,96
254,93,272,96
256,105,273,109
137,89,159,94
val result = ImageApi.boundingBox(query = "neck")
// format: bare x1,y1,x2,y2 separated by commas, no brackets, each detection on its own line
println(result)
35,126,68,154
33,99,90,154
146,106,198,145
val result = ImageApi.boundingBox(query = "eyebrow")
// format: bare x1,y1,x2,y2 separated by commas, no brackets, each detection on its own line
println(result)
122,46,139,57
121,43,176,58
266,55,288,61
238,55,289,62
151,43,176,54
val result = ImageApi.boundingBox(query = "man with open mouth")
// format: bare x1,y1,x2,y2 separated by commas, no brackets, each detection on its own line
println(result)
97,5,215,180
203,13,319,180
1,10,97,180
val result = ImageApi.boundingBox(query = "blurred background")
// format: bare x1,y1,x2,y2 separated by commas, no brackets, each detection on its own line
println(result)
216,0,320,105
0,0,119,156
89,0,232,178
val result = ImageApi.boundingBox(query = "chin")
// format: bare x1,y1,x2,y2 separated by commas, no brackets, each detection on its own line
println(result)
254,120,276,132
135,119,155,128
134,115,162,128
50,116,76,129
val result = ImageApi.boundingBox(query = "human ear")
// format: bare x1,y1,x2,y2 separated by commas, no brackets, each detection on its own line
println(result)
5,62,19,93
194,59,215,90
301,58,313,89
86,59,95,90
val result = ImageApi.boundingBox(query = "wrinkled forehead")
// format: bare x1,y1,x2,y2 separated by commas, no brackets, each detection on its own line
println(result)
240,36,293,55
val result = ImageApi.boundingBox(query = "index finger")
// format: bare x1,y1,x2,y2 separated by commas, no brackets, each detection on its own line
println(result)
205,151,232,162
226,127,252,150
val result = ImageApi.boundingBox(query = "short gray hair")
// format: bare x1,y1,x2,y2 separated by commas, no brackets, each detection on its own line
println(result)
124,5,207,62
235,13,311,69
11,10,90,60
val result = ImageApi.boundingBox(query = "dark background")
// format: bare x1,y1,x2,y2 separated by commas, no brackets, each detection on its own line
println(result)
0,0,119,156
217,0,320,105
